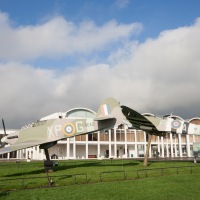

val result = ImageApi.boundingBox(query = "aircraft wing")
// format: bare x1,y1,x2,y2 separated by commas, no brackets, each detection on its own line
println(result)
0,140,48,155
121,105,159,132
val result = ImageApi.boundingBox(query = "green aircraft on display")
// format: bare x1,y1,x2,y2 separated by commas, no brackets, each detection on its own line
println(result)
0,98,126,161
1,97,200,167
121,105,200,165
121,105,200,136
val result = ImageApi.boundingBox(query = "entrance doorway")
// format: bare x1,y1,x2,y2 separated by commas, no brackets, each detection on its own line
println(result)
105,150,109,158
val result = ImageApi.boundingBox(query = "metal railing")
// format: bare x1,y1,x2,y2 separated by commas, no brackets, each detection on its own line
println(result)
136,165,200,179
1,163,200,191
0,173,88,190
100,170,126,182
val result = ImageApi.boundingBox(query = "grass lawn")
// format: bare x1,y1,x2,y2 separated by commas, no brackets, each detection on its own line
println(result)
0,159,199,199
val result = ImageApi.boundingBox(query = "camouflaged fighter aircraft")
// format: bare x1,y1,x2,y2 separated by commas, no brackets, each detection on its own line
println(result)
121,105,200,136
121,105,200,166
0,98,125,160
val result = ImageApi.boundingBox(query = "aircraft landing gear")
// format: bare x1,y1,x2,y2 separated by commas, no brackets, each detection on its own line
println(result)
143,133,152,167
44,148,54,172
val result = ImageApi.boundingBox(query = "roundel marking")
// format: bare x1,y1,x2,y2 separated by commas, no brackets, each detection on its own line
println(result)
171,120,181,129
62,122,76,136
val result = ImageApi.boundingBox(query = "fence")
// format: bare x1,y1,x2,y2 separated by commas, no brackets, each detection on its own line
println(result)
100,170,126,182
136,165,200,179
1,163,200,191
0,173,88,190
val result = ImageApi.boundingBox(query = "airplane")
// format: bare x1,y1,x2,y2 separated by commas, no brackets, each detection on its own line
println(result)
0,98,126,162
121,105,200,136
121,105,200,166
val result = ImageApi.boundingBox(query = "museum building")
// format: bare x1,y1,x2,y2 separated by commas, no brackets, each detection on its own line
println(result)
1,107,200,160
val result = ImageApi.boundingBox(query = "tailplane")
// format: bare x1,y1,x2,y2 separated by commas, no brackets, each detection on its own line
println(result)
94,97,125,127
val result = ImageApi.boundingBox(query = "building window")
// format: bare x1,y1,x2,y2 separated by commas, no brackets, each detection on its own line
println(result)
116,130,125,142
127,130,135,142
182,145,187,156
76,135,86,141
100,132,109,141
181,135,186,143
136,131,145,142
88,132,98,141
138,144,145,157
111,130,114,141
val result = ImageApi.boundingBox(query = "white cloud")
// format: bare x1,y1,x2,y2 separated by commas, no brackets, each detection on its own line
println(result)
0,63,58,127
112,18,200,114
1,15,200,128
0,12,142,61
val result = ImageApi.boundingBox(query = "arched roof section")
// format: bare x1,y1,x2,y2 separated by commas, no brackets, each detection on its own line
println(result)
163,115,184,121
142,113,155,117
66,107,96,118
188,117,200,124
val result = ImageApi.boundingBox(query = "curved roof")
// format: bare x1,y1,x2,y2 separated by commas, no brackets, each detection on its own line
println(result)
142,113,155,117
66,107,96,118
188,117,200,124
163,115,184,121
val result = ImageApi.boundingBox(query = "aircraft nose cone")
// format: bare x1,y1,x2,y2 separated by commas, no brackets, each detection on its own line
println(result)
1,136,6,143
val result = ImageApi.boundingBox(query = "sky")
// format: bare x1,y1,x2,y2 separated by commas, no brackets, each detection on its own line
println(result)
0,0,200,128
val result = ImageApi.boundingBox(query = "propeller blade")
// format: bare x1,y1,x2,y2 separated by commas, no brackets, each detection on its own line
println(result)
0,119,7,148
2,118,7,136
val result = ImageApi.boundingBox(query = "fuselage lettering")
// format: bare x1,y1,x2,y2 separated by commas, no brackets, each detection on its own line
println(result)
47,120,95,138
47,125,61,139
182,122,189,134
47,126,54,138
85,122,94,127
55,125,61,136
76,121,84,133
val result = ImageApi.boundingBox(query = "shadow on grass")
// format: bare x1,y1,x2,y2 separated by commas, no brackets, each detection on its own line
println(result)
2,168,45,177
53,160,140,171
1,160,141,177
0,191,9,198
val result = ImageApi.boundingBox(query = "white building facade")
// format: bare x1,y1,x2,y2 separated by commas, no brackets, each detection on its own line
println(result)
1,108,200,160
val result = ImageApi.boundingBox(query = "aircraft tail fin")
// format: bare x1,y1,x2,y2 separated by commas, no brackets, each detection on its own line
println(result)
94,97,125,127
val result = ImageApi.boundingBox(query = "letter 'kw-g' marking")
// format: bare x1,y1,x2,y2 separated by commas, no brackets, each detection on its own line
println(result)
62,122,76,136
171,120,181,129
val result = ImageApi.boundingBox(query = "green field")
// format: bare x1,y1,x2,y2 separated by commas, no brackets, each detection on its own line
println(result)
0,159,200,200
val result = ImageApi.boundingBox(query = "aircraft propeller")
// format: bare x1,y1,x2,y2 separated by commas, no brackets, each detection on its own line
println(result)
2,119,7,136
0,118,7,148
